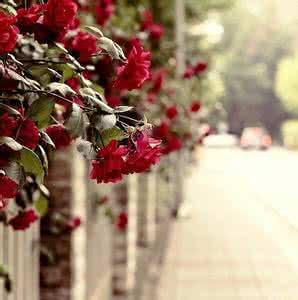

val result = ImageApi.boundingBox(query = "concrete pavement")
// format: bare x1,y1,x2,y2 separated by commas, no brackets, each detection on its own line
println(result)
157,147,298,300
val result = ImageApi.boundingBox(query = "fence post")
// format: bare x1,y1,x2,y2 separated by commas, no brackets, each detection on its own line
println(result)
40,149,76,300
137,172,156,247
111,175,138,299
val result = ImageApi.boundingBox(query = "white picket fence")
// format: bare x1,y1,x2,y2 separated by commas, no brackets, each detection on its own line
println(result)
0,223,39,300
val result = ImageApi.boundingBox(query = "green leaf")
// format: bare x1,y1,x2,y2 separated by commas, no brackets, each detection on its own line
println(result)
54,42,69,54
79,88,113,113
0,265,8,276
0,137,23,151
34,194,48,217
96,114,117,130
91,83,105,95
98,37,126,61
64,103,84,137
101,127,128,146
28,97,54,128
37,145,49,172
0,103,21,116
114,106,133,113
4,162,22,184
27,65,55,85
47,82,76,97
58,63,75,82
84,25,104,38
19,147,44,182
40,131,56,148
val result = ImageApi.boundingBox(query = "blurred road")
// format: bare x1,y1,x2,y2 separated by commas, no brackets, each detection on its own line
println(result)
157,147,298,300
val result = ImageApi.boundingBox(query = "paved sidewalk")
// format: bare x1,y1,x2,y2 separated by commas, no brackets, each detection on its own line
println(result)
157,149,298,300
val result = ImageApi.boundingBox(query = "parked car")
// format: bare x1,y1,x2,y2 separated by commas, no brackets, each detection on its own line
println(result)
203,133,238,148
240,127,272,150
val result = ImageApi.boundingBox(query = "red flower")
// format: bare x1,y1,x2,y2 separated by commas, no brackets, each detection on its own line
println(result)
150,70,166,94
96,0,115,26
166,105,178,120
163,134,183,154
115,211,128,231
0,176,18,210
124,132,161,174
140,10,164,41
153,121,170,140
90,140,128,184
146,93,157,104
113,43,151,91
17,119,39,150
0,11,19,55
65,216,81,231
66,77,80,92
183,65,195,79
98,195,108,205
140,10,153,31
9,209,38,231
45,125,71,150
0,113,17,137
190,101,201,112
17,4,45,34
106,95,121,107
148,23,164,41
71,31,97,62
194,61,208,74
44,0,78,32
0,147,13,169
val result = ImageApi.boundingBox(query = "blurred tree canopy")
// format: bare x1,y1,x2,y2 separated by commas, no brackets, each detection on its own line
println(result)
217,0,298,137
276,54,298,115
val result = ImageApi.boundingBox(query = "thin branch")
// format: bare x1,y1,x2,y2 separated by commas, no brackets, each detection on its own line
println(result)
118,114,143,123
3,89,94,112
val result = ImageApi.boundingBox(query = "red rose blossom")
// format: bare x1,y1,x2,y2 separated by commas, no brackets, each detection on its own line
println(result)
150,70,166,94
146,93,157,104
190,101,201,113
90,140,128,184
140,10,153,31
115,211,128,231
153,121,170,140
17,4,45,34
124,132,161,174
71,31,97,62
9,209,38,231
66,77,80,92
194,61,208,74
0,176,18,210
0,11,19,55
99,196,109,205
65,216,81,231
0,147,13,169
17,119,39,150
0,113,17,137
113,43,151,91
96,0,115,26
45,124,72,150
106,95,121,107
163,134,183,154
183,65,195,79
148,23,164,41
44,0,78,32
166,105,178,120
140,10,164,41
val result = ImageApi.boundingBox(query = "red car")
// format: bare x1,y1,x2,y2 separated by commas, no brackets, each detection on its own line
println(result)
240,127,272,150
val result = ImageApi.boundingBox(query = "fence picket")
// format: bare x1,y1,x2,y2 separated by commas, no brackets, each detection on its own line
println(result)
0,224,39,300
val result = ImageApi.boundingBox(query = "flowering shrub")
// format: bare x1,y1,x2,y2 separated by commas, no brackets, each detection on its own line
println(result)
0,0,161,232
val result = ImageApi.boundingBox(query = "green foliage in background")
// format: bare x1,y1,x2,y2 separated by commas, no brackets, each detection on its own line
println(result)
281,120,298,149
217,0,296,137
276,54,298,115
